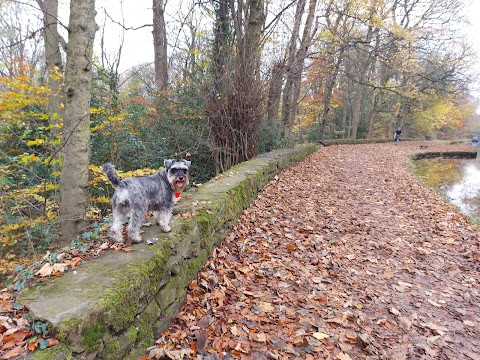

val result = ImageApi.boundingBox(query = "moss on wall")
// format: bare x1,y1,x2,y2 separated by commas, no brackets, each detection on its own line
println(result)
20,144,317,359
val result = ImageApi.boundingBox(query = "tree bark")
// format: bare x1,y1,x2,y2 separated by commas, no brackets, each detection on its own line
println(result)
37,0,64,136
59,0,97,245
281,0,317,138
317,0,352,140
267,62,284,124
280,0,305,137
153,0,168,91
207,0,265,174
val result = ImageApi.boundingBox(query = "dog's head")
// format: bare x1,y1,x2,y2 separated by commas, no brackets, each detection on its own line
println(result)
164,159,191,192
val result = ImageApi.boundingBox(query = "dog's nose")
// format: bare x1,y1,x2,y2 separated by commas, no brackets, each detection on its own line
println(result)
178,176,184,181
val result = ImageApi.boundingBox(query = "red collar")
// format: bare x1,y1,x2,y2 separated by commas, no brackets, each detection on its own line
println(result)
175,192,181,198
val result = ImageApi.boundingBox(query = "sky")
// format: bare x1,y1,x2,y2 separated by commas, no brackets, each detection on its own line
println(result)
95,1,480,77
463,0,480,110
54,0,480,110
94,0,154,71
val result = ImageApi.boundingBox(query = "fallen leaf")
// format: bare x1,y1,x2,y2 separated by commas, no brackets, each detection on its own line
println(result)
312,332,329,340
1,340,15,351
286,243,297,251
47,338,59,347
383,269,394,278
28,340,38,351
389,307,400,316
195,330,206,352
35,263,53,277
62,257,82,268
427,299,442,307
0,345,24,359
52,263,67,273
255,332,267,343
258,302,275,312
336,352,352,360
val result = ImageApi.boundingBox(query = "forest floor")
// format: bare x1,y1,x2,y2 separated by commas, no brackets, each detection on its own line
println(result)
146,141,480,360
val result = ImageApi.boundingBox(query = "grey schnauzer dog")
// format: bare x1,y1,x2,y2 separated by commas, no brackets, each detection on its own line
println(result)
103,159,191,243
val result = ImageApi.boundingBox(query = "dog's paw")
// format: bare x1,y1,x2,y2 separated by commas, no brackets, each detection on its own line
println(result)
127,232,143,244
110,233,125,244
161,225,171,233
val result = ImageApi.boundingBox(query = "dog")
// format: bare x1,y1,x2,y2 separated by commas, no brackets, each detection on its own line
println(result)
103,159,191,243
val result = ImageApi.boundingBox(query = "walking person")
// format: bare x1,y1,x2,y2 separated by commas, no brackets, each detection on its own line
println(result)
394,127,402,144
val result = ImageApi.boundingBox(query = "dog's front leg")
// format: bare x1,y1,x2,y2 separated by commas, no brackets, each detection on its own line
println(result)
154,209,172,232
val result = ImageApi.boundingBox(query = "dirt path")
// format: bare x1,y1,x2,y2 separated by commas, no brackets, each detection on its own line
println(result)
148,141,480,360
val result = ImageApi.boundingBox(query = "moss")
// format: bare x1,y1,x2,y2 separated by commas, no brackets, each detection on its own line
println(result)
126,326,138,343
100,279,140,332
103,336,121,360
28,343,73,360
56,317,81,343
134,302,159,350
195,213,220,250
124,347,149,360
169,255,207,304
157,281,178,309
81,320,106,353
99,245,171,332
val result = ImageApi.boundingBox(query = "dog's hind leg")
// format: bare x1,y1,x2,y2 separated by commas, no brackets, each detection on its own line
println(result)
154,209,172,232
110,205,127,243
127,210,145,243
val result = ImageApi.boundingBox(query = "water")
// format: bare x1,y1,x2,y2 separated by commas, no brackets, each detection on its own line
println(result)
412,158,480,222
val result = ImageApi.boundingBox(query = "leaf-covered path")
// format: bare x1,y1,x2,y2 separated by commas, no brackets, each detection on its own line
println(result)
148,142,480,360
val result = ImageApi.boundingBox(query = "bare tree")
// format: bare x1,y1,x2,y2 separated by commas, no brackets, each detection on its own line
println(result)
280,0,318,138
316,0,353,140
0,1,43,78
36,0,65,135
266,61,284,124
153,0,168,91
207,0,266,173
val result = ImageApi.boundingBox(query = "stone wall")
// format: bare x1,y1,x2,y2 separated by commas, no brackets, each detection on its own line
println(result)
19,144,317,360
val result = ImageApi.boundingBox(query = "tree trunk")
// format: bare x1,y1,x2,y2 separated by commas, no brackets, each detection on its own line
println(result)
37,0,64,136
366,90,380,138
318,52,343,141
153,0,168,91
281,0,317,138
350,85,363,139
59,0,97,245
318,45,346,140
280,0,305,137
341,103,348,138
267,62,284,124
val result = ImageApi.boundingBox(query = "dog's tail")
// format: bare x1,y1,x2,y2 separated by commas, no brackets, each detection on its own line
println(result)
103,163,122,187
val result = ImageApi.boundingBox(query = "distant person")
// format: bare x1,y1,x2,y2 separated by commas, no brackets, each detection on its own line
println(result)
394,128,402,144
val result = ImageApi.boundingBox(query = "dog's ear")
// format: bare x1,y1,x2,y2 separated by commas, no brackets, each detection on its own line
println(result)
164,159,174,169
183,160,191,168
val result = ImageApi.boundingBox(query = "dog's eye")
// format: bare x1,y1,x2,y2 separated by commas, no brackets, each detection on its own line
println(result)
171,168,188,175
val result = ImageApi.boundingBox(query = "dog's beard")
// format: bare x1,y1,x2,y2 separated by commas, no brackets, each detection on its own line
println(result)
172,179,187,192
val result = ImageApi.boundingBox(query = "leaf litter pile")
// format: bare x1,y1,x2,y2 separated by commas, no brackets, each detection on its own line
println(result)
147,142,479,360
